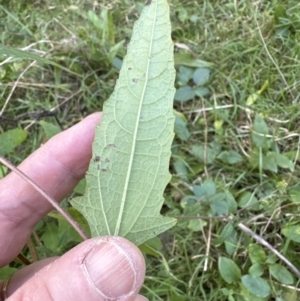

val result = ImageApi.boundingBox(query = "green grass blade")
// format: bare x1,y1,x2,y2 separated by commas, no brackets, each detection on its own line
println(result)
0,45,81,77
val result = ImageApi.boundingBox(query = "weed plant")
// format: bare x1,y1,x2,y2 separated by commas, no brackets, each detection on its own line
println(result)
1,1,300,300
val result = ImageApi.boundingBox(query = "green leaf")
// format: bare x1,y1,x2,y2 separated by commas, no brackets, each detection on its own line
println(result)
0,266,18,280
274,153,294,171
174,115,190,141
139,244,160,258
210,195,228,215
139,242,161,258
72,0,177,246
194,86,210,97
108,40,125,63
217,150,243,164
0,128,27,156
188,218,207,232
274,5,288,25
238,192,259,211
41,222,59,251
282,287,298,301
288,186,300,203
174,52,213,68
193,179,216,197
87,10,102,30
192,144,219,164
282,224,300,243
248,243,266,264
193,67,210,86
266,254,277,265
262,152,278,172
210,200,228,216
58,219,82,245
269,264,294,285
180,195,198,208
249,263,264,277
73,178,87,195
173,160,188,181
252,114,269,148
39,121,61,140
241,275,271,298
177,7,188,22
225,234,239,256
262,151,294,173
177,65,194,85
0,166,7,179
174,86,194,102
218,256,241,284
218,222,235,244
246,92,259,106
225,191,238,213
48,207,91,237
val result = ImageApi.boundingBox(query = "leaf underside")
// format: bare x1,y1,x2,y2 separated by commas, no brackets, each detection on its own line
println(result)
72,0,177,246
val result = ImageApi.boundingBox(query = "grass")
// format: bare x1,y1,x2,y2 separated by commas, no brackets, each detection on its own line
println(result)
1,0,300,300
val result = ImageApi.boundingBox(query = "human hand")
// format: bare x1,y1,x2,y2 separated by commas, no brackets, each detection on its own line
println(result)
0,113,147,301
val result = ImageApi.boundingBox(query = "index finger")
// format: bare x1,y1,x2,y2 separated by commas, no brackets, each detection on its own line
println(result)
0,113,101,266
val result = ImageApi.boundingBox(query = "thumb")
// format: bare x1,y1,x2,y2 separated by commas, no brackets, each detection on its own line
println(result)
6,237,146,301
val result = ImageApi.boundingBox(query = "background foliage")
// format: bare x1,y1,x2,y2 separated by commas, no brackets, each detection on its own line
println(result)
1,0,300,300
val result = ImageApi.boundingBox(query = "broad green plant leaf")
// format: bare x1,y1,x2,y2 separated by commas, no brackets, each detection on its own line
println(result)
251,114,269,148
193,67,210,86
174,86,194,102
174,53,213,68
0,128,27,156
289,186,300,203
217,150,243,165
39,121,61,140
0,266,18,280
282,224,300,243
269,264,294,285
173,160,188,181
248,243,266,264
241,275,270,298
249,263,264,277
238,191,260,211
174,115,190,141
218,256,241,284
177,66,194,85
188,219,207,232
72,0,177,246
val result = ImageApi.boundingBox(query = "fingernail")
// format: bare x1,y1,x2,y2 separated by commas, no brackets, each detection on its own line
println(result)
83,241,136,299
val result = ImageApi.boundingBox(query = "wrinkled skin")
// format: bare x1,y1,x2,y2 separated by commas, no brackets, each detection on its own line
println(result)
0,113,147,301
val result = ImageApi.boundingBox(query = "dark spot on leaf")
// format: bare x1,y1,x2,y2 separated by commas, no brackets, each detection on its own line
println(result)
94,155,100,162
105,158,110,163
101,168,107,172
132,78,138,83
107,143,116,148
97,164,100,170
128,67,132,70
145,0,152,5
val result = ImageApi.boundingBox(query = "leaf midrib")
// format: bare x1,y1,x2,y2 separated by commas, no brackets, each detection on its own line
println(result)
114,1,158,235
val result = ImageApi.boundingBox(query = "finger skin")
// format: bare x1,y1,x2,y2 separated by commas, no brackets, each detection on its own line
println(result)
0,257,148,301
0,113,101,266
4,237,146,301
